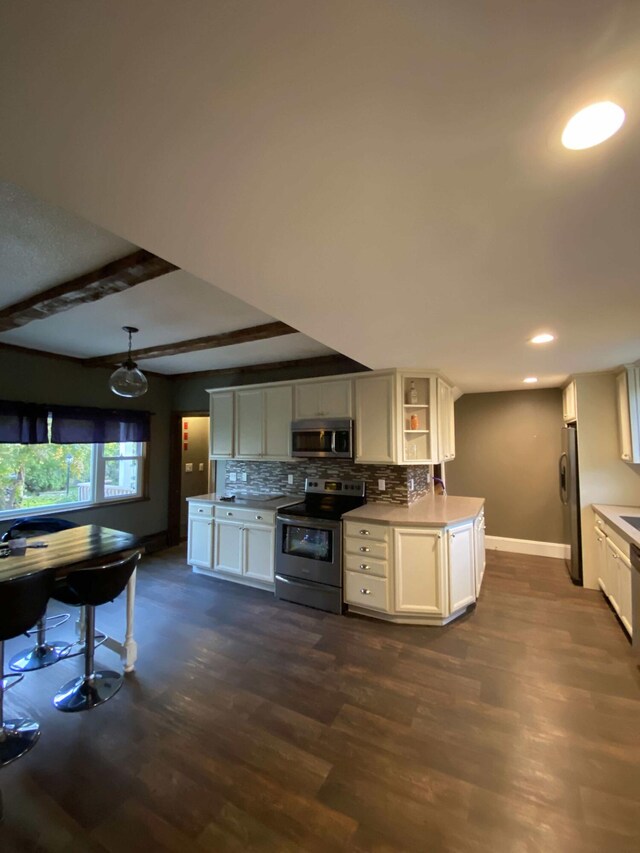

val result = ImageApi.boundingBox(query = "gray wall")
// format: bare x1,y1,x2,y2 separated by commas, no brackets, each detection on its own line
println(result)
171,358,367,412
0,347,172,539
180,415,210,535
446,389,563,543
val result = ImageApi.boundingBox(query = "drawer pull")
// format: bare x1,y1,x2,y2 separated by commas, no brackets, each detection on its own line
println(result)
198,508,204,513
256,515,263,520
226,512,233,517
360,564,370,570
360,588,371,595
359,529,370,535
359,546,370,553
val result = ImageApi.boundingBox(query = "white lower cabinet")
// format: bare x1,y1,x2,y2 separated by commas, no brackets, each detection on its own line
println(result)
243,523,275,583
344,509,484,624
593,512,633,639
214,520,243,575
187,502,276,588
447,522,476,613
187,514,214,569
394,527,445,615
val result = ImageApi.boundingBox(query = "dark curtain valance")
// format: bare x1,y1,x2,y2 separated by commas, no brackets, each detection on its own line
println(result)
0,401,49,444
49,405,151,444
0,400,151,445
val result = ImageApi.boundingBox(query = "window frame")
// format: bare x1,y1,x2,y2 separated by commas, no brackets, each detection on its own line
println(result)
0,440,147,521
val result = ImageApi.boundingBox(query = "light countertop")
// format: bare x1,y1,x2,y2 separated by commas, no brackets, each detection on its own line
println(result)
187,493,302,511
592,504,640,550
343,493,485,527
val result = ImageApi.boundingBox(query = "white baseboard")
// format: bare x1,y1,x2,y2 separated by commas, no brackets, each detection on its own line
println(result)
485,535,570,560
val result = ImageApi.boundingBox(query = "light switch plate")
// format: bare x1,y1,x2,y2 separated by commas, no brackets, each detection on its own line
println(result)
229,472,237,482
185,463,193,473
378,479,385,490
240,472,248,482
198,462,204,472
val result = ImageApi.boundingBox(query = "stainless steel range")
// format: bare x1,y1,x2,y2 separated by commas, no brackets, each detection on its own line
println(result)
275,478,366,614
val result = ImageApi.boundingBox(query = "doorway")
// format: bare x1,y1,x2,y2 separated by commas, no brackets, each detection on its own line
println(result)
168,412,211,545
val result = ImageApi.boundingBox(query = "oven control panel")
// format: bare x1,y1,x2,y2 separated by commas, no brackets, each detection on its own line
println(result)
304,478,366,496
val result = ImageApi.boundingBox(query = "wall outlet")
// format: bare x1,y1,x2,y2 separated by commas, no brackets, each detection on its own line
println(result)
409,478,415,491
378,479,386,491
185,463,193,473
229,472,237,482
198,462,204,472
287,474,294,485
240,472,248,482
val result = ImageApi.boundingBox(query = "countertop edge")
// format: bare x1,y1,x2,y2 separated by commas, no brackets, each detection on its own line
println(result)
343,495,485,527
187,494,303,511
592,504,640,550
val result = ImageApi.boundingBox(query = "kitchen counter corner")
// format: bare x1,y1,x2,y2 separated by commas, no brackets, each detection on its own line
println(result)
343,493,485,527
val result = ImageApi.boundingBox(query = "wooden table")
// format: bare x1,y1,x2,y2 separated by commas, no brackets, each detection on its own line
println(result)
0,524,141,672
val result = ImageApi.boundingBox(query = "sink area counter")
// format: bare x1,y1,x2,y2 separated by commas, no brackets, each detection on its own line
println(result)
592,504,640,550
187,493,302,512
343,493,485,527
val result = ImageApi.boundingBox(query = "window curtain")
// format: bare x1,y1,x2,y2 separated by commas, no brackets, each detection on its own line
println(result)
0,401,49,444
50,405,151,444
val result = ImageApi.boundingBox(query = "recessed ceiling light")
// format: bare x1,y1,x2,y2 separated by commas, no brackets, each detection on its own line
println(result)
562,101,625,150
523,377,538,384
529,333,555,344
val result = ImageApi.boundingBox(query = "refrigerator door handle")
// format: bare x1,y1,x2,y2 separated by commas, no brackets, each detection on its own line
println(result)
559,452,568,505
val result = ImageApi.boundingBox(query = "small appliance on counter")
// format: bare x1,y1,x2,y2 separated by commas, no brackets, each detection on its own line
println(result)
275,478,366,613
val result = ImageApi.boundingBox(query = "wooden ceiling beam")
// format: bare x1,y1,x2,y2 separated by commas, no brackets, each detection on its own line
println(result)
0,249,178,332
83,321,298,367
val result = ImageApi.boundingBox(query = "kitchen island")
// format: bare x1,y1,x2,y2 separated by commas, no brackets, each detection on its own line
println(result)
186,493,301,588
342,493,485,624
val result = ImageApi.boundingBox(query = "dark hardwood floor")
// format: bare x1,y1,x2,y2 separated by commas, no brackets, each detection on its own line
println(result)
1,547,639,852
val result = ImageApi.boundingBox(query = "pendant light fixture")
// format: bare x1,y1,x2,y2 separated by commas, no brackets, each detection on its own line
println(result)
109,326,148,398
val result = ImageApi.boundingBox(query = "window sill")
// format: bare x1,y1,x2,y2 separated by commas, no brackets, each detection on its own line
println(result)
0,495,149,524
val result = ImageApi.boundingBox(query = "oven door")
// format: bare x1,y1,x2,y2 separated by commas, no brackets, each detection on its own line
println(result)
276,516,342,587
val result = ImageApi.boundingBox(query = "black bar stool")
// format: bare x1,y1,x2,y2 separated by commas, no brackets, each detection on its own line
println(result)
3,517,77,673
0,568,54,767
52,550,141,713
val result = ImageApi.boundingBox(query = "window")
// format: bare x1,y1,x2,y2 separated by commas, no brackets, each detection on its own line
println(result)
0,434,146,518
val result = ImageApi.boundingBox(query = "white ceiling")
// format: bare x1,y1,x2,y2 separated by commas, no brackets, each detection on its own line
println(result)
0,1,639,391
0,182,338,372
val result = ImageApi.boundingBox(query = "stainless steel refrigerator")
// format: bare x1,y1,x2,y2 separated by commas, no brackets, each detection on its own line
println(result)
559,424,582,584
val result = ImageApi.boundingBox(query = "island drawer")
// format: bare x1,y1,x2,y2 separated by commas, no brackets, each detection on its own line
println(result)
189,503,214,518
344,537,388,561
214,506,275,525
344,521,389,542
344,552,388,578
344,571,389,612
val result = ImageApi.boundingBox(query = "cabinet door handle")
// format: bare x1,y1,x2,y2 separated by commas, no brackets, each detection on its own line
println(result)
450,532,456,539
597,537,602,543
360,564,370,570
360,588,371,595
359,546,370,552
359,529,370,535
612,553,618,560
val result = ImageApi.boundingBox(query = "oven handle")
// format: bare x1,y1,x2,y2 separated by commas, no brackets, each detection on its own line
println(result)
277,515,340,531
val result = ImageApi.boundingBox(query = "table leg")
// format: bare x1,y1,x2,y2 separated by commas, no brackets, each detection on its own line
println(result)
122,568,138,673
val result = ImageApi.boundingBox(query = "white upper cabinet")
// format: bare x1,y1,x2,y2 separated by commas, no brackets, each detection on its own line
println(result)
235,389,263,458
436,378,455,463
209,391,234,459
355,373,397,464
235,386,293,460
294,379,352,419
263,385,293,459
563,380,577,423
616,366,640,463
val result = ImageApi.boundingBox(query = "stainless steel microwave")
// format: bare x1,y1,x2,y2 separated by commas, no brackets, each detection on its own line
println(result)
291,418,353,459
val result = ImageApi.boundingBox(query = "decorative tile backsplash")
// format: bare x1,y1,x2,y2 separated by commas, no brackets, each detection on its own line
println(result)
224,460,431,505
